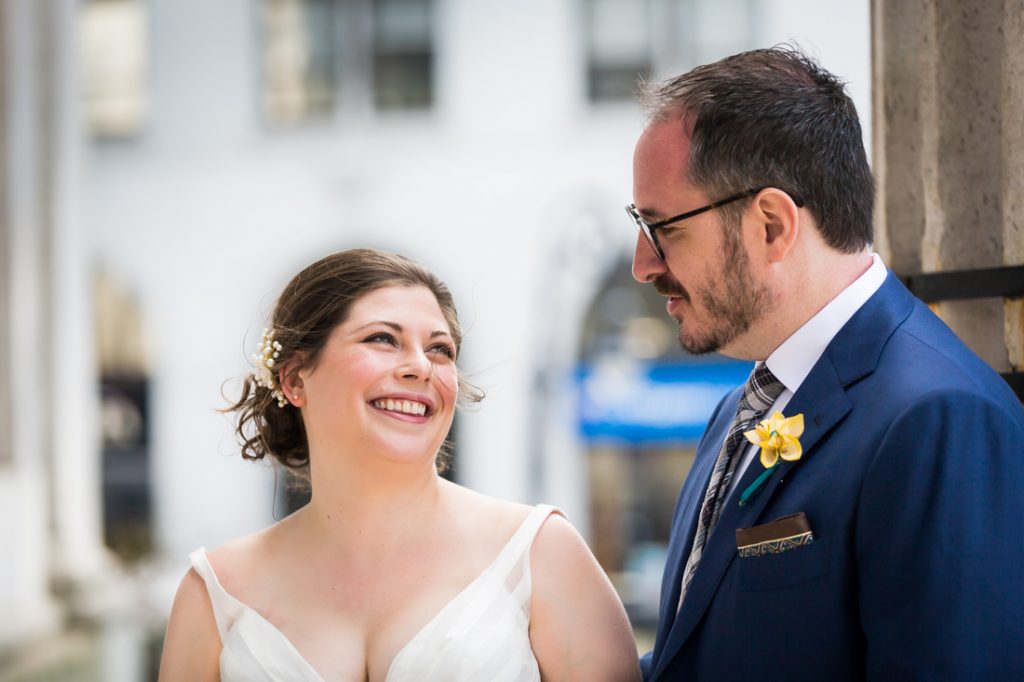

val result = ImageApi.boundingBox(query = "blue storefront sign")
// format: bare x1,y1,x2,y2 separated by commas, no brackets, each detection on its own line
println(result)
577,359,753,445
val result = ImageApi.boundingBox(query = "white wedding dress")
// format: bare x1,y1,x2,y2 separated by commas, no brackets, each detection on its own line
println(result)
189,504,559,681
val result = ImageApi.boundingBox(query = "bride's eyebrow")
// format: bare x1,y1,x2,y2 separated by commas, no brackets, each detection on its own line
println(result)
349,321,452,339
351,320,401,334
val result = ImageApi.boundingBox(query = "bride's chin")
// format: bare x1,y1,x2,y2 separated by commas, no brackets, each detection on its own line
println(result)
369,438,445,468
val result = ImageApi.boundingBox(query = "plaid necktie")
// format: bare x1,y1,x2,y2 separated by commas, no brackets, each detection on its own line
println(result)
678,364,785,611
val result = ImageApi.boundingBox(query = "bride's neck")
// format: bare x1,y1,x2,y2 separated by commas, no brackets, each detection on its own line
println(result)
295,453,445,549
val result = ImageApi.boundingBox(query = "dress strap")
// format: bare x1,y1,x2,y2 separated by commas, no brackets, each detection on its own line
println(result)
188,547,246,642
516,504,561,547
489,504,562,577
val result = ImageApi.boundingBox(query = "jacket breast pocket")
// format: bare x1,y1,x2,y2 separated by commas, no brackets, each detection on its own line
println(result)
733,537,830,592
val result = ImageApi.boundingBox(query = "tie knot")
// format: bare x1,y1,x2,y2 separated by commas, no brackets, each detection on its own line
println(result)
739,364,785,416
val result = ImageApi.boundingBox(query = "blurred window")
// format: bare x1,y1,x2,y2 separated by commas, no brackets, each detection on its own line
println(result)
584,0,756,104
373,0,433,110
260,0,434,125
262,0,339,124
95,271,153,561
78,0,149,139
100,378,152,561
585,0,653,102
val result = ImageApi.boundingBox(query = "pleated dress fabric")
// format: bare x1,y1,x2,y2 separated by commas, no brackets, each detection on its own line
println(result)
188,503,559,681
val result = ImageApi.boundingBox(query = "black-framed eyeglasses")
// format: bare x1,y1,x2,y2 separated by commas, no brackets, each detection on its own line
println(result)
626,187,781,261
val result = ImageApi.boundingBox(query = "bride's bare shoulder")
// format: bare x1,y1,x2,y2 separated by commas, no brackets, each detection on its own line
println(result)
441,479,539,530
203,513,299,598
204,528,263,579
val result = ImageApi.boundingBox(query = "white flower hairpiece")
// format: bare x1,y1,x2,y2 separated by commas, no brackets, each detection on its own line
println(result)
253,327,287,407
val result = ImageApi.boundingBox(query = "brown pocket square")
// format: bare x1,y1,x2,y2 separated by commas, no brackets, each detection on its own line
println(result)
736,512,815,558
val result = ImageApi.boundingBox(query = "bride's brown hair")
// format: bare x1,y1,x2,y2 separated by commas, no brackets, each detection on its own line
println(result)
225,248,482,475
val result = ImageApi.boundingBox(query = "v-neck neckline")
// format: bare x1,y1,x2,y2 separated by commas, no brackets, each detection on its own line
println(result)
195,505,549,681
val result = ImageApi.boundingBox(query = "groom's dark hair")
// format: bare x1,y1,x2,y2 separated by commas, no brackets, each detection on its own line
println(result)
640,44,875,254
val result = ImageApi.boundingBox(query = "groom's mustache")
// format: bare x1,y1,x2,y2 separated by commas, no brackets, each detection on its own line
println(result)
654,274,690,303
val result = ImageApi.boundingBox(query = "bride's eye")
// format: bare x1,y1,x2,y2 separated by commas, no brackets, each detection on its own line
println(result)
364,332,397,346
429,343,456,360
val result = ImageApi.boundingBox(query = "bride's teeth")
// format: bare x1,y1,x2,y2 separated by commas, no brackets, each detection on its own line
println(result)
373,398,428,415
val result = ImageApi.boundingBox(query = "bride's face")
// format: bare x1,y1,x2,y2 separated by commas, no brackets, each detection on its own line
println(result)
297,285,459,467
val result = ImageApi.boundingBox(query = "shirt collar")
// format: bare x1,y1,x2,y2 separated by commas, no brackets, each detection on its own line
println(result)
765,253,887,393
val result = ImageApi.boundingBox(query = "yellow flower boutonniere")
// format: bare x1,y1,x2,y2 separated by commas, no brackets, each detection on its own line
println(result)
745,411,805,468
738,411,805,507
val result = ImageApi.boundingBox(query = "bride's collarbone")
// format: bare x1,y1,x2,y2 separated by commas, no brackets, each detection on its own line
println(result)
243,571,471,682
224,543,476,656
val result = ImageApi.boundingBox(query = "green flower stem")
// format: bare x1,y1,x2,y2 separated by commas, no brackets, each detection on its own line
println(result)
739,462,781,507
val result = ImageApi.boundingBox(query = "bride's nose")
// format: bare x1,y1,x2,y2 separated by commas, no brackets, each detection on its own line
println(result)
397,346,431,381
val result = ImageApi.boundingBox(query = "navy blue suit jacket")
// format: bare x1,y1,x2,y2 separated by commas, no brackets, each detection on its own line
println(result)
641,273,1024,681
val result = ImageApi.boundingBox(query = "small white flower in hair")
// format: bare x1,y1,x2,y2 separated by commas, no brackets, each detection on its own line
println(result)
253,327,288,407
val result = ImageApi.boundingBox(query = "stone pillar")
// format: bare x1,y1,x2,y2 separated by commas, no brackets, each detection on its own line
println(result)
45,0,107,590
0,0,104,648
1003,1,1024,371
0,0,12,467
0,0,62,643
873,0,1023,373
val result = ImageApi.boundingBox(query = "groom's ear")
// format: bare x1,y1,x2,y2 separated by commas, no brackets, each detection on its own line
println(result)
749,188,801,263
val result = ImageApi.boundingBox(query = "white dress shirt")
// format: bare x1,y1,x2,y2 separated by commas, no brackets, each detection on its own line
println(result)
723,253,888,501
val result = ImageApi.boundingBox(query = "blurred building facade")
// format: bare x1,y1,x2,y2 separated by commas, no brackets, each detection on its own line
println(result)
1,0,872,677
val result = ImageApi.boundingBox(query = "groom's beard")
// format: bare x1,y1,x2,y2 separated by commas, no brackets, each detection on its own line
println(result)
654,229,771,356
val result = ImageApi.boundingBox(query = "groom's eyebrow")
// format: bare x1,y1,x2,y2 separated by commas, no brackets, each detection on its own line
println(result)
637,205,667,220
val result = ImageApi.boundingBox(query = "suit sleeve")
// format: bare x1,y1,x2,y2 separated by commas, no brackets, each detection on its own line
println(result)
639,651,652,681
856,388,1024,679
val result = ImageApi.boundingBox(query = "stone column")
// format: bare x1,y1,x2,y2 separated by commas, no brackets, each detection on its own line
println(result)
0,0,62,644
0,0,12,467
44,0,107,591
0,0,105,648
1003,0,1024,372
873,0,1023,373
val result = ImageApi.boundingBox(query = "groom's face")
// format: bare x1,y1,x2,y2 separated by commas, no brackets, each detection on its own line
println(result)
630,118,771,357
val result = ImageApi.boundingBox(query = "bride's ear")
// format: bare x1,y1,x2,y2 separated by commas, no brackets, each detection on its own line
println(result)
279,363,305,407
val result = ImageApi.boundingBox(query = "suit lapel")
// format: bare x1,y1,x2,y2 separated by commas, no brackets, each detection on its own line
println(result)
651,273,916,680
650,394,738,661
728,358,852,528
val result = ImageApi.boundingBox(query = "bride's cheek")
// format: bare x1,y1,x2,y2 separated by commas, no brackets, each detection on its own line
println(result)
436,367,459,401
